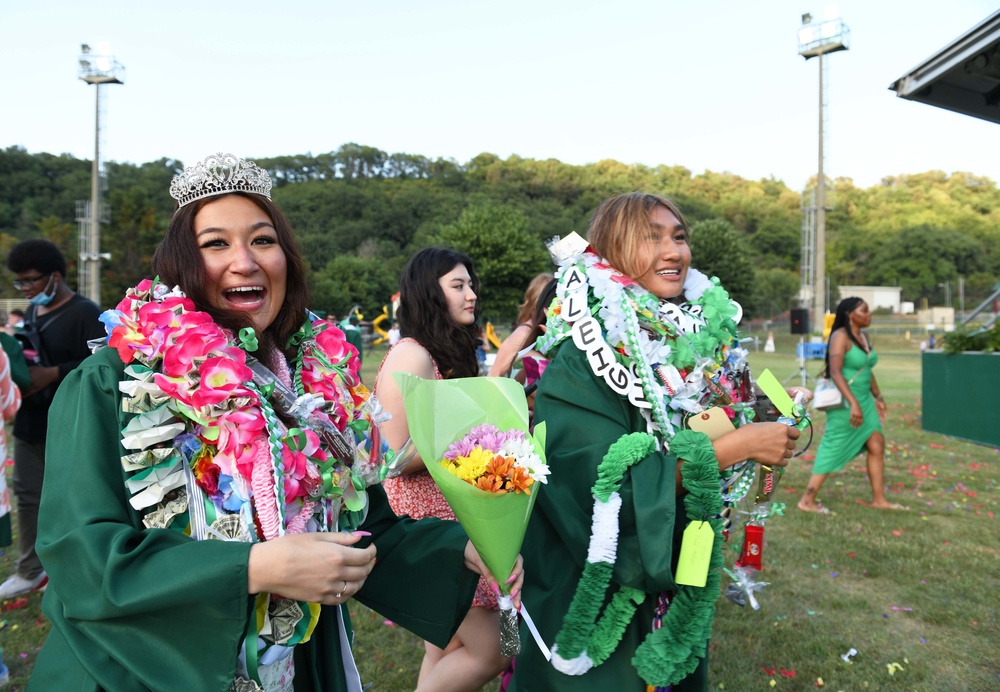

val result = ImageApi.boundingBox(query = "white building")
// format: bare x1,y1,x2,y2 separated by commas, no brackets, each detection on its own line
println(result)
837,286,903,313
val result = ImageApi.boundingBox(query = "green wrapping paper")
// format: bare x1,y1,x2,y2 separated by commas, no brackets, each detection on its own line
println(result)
394,373,547,590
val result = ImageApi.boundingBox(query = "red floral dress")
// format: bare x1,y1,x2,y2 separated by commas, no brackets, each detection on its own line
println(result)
377,338,498,610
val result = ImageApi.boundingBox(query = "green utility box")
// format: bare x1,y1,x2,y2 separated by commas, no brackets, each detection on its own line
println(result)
922,351,1000,447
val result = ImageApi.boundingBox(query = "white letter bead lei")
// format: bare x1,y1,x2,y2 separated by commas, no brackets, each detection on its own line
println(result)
564,271,641,401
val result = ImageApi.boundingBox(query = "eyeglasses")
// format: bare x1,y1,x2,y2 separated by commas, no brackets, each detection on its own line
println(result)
12,274,50,290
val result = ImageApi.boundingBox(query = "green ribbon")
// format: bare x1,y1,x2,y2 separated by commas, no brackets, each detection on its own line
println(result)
238,328,259,353
286,428,308,452
348,419,370,433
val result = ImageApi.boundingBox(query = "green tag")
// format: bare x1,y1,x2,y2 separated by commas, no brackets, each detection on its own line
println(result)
756,369,795,418
674,521,714,587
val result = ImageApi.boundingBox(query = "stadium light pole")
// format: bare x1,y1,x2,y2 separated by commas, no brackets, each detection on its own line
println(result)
77,43,124,307
798,10,849,331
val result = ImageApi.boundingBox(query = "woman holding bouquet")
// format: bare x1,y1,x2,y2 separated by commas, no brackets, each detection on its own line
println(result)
375,246,512,692
508,193,798,691
30,154,521,692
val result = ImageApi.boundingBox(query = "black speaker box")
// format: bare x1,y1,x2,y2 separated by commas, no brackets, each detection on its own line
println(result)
790,308,809,334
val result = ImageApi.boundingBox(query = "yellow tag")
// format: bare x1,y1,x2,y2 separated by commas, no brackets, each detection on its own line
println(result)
674,521,714,587
686,407,735,441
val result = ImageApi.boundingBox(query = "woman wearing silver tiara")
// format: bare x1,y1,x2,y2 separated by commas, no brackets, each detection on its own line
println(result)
507,193,798,691
29,153,523,692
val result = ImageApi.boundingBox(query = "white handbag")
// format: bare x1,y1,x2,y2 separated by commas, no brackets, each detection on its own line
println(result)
812,378,843,410
812,362,868,411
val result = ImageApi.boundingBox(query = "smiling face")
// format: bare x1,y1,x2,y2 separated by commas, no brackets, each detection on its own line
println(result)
193,195,287,332
634,205,692,301
438,263,477,326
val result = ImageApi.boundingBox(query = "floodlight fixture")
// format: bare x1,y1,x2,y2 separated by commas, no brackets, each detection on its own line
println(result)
798,11,850,59
77,43,124,85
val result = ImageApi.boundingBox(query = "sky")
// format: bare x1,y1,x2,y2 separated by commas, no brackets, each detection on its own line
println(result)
2,0,998,191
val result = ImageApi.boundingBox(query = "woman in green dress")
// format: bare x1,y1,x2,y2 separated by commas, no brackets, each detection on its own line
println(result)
797,297,902,513
30,153,522,692
508,192,799,692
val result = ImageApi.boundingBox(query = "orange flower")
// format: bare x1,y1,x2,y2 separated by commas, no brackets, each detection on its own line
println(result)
475,473,508,494
486,454,515,478
508,466,535,495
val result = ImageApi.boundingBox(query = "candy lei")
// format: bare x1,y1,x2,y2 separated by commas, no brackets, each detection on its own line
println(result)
540,252,748,685
103,279,384,536
102,279,390,685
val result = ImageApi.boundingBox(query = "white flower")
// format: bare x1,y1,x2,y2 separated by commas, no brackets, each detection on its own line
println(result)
499,437,550,484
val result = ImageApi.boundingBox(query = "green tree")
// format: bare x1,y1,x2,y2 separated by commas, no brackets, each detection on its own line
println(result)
868,225,984,302
310,255,398,319
435,203,551,321
689,218,757,315
751,268,801,319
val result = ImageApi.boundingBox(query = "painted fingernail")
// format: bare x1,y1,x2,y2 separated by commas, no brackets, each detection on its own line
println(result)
511,587,520,599
490,582,501,597
505,573,517,585
352,531,372,537
372,557,378,565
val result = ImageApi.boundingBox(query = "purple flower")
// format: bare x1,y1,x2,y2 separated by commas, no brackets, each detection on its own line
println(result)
443,425,527,458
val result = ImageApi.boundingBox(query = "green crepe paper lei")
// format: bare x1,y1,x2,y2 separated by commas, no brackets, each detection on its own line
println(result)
552,430,723,687
633,430,723,687
553,433,655,666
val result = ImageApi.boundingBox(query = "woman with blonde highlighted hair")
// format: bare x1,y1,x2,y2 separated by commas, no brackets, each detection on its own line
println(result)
488,272,553,379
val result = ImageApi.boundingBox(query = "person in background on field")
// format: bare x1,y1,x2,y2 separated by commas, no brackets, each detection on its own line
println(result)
488,273,553,379
387,323,401,346
340,314,364,363
0,240,103,600
375,247,511,692
798,297,903,513
5,309,25,334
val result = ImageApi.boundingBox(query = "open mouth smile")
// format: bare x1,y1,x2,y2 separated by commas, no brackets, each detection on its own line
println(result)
223,285,267,308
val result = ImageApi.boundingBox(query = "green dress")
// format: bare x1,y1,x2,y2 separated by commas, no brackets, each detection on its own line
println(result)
812,344,881,475
507,344,708,692
30,347,478,692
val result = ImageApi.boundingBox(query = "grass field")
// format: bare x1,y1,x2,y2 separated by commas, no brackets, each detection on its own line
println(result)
1,334,996,690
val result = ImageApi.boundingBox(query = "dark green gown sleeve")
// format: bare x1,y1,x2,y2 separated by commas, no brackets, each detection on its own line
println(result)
510,343,707,692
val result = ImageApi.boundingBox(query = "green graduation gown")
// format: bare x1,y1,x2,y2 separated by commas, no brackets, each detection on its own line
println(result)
31,347,478,692
508,344,708,692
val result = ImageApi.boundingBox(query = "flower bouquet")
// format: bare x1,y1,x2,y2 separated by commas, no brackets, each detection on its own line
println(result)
394,373,548,655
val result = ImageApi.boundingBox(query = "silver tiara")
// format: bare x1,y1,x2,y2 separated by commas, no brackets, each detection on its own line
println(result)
169,153,272,208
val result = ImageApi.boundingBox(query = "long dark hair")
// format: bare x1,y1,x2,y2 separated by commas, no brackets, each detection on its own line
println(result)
152,192,309,354
396,247,481,379
823,296,867,377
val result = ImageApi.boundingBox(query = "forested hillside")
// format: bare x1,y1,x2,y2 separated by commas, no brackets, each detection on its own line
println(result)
1,144,997,320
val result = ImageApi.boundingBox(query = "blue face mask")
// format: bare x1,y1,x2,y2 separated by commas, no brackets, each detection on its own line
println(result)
28,275,56,307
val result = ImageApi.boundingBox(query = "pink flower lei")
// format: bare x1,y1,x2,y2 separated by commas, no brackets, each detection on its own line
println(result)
103,278,388,540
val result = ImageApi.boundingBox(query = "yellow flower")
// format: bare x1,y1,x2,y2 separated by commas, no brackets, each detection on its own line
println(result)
440,447,493,481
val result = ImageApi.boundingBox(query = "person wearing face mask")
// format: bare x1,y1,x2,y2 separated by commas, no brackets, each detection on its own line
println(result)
0,240,104,599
